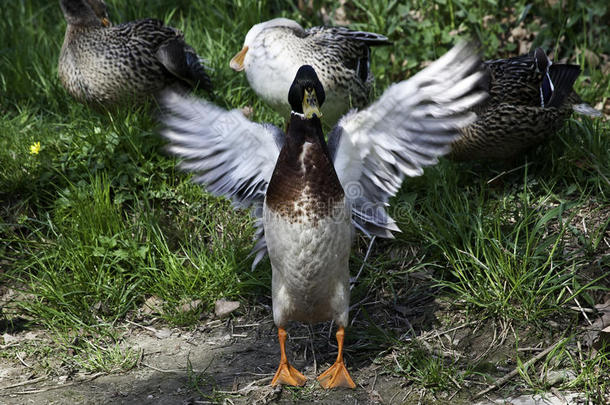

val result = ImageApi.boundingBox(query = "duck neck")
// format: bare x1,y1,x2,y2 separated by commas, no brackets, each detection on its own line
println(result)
61,0,103,27
286,112,329,156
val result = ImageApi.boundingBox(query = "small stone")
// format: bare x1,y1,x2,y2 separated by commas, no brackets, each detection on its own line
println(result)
214,299,240,318
2,333,18,344
545,370,576,386
154,328,172,339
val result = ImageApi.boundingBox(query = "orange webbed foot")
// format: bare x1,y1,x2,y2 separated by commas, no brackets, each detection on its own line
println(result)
317,360,356,389
317,326,355,389
270,327,306,387
271,361,307,387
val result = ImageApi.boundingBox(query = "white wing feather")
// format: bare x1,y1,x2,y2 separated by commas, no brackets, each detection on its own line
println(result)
329,42,488,237
160,91,284,268
161,91,283,208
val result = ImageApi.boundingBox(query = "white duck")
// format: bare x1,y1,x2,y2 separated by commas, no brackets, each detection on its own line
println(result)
230,18,390,126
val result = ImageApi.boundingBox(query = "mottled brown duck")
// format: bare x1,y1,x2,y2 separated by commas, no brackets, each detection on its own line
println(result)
451,48,601,161
58,0,212,107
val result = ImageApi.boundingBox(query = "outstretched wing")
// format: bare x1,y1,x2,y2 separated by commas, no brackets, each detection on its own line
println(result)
161,91,284,207
328,42,487,237
161,92,284,267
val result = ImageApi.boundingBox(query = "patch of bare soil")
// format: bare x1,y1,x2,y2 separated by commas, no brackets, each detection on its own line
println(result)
0,316,404,405
0,297,599,405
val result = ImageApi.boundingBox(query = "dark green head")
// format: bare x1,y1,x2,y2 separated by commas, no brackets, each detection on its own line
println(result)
288,65,325,118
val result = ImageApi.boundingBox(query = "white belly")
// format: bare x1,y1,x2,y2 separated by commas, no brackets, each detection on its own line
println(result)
263,198,352,327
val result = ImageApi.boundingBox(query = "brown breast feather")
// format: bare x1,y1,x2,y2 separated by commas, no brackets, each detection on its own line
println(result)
265,117,344,225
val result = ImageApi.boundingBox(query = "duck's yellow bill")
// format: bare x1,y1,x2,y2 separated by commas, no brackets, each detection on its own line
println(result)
230,46,248,71
101,17,111,27
303,88,322,119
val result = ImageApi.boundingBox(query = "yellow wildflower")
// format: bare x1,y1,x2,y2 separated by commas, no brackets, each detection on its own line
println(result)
29,141,41,155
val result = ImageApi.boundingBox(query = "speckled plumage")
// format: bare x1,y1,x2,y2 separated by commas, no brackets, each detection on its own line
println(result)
451,48,600,161
264,113,352,327
58,0,211,107
232,18,389,126
266,119,344,225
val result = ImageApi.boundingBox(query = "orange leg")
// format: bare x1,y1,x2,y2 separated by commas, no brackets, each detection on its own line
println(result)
271,327,307,386
317,326,356,389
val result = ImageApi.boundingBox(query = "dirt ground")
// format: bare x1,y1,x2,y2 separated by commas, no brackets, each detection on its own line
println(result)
0,316,406,404
0,308,595,405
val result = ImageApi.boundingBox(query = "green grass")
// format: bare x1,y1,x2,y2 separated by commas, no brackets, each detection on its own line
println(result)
1,0,609,399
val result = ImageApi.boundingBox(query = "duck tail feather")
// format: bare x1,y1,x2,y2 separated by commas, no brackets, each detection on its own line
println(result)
546,64,580,108
157,39,213,93
572,102,602,117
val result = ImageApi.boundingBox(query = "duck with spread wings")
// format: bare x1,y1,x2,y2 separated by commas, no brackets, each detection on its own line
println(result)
162,42,486,388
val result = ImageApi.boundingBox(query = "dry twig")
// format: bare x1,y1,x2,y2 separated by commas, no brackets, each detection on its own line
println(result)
7,373,105,395
0,376,46,390
474,336,568,398
216,376,273,395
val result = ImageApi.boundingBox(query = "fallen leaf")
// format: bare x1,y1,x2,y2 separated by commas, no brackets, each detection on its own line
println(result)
178,299,202,313
582,296,610,349
141,296,163,316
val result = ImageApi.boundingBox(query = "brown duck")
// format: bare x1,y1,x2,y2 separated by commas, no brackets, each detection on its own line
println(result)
58,0,212,107
451,48,601,161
